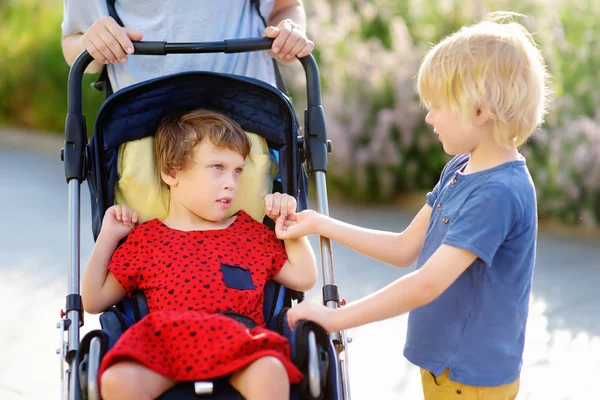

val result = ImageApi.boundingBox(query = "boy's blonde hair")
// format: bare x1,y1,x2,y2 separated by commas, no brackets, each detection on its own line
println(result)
155,109,251,176
417,12,551,148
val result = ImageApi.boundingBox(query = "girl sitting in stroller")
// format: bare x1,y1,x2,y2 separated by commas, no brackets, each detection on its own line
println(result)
81,109,318,400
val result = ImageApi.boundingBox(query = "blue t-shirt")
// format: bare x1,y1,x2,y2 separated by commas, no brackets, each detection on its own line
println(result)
403,154,537,386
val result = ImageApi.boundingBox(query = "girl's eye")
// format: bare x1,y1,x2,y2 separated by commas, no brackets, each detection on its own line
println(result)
234,168,244,175
211,164,224,171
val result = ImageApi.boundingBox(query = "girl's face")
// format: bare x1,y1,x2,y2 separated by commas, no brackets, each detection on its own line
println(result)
165,139,245,222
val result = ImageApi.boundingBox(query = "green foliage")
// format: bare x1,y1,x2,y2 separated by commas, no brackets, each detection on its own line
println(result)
2,0,599,226
290,0,600,225
0,0,104,135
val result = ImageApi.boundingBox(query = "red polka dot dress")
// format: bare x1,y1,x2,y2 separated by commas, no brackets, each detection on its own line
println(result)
98,211,303,384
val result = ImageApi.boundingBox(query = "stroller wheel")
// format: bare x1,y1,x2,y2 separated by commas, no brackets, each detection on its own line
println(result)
308,330,322,399
86,337,102,400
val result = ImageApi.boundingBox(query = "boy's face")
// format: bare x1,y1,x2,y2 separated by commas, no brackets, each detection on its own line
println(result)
166,139,245,222
425,103,483,156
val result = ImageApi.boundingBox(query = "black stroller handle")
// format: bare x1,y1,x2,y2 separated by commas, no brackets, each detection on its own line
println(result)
68,38,321,113
128,38,321,106
133,37,274,55
65,38,326,182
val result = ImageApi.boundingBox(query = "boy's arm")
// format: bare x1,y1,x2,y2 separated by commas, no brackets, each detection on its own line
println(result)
272,236,318,292
81,232,127,314
284,204,432,268
332,244,476,330
326,183,522,330
288,244,477,332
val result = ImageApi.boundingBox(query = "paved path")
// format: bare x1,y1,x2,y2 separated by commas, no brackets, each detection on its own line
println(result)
1,130,599,399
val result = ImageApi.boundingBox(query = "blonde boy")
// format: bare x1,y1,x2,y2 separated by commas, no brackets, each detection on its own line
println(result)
282,13,550,399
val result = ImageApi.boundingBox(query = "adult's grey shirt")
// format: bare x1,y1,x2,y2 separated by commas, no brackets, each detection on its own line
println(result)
62,0,277,92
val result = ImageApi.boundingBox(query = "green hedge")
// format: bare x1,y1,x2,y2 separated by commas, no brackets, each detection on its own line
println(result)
2,0,599,226
286,0,600,226
0,0,104,134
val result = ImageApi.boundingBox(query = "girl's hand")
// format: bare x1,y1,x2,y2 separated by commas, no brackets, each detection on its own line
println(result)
263,19,314,64
265,192,297,221
80,16,143,65
275,209,319,240
100,205,138,241
287,301,339,332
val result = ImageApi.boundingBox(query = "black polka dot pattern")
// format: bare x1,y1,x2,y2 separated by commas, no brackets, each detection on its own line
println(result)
98,211,302,383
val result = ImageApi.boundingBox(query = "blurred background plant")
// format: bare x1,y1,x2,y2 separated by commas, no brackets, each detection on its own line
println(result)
2,0,599,226
0,0,104,134
286,0,600,227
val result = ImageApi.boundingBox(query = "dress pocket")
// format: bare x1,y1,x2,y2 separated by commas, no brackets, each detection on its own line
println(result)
220,263,256,290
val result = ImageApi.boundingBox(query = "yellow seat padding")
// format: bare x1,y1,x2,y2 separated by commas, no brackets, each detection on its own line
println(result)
114,132,273,223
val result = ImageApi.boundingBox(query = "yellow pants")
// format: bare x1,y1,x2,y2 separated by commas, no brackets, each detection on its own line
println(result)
421,369,520,400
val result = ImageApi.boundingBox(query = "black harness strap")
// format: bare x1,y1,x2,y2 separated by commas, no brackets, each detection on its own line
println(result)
219,311,258,330
91,0,122,97
250,0,290,97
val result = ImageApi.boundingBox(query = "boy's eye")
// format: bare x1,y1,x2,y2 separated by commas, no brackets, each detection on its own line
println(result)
211,164,224,171
234,168,244,175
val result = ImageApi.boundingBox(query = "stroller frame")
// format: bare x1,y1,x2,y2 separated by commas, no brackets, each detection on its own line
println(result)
58,38,350,400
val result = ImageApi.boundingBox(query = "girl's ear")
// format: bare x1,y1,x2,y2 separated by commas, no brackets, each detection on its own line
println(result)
161,169,178,187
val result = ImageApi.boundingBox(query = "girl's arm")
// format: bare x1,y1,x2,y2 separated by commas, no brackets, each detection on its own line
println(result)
272,236,318,292
81,205,137,314
81,233,127,314
265,193,317,292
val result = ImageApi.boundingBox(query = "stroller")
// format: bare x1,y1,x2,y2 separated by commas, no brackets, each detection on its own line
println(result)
57,37,351,400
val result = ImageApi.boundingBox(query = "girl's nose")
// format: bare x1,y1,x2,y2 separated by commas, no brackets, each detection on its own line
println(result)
223,174,236,190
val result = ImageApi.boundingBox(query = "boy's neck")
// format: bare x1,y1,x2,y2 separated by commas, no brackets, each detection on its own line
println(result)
464,140,520,174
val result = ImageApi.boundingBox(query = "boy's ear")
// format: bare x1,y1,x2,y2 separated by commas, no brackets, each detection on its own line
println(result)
161,169,178,187
474,107,490,126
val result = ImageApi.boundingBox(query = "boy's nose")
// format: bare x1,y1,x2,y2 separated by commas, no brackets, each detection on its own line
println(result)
425,111,434,125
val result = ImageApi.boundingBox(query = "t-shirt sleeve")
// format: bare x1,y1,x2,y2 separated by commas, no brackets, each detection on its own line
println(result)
263,228,289,280
106,226,151,293
442,183,520,266
62,0,107,36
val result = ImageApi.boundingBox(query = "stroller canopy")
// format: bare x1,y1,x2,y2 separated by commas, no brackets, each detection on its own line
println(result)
95,71,298,151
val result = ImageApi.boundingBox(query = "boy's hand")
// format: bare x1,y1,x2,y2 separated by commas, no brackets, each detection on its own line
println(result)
275,209,319,240
265,192,297,222
81,16,143,65
287,301,338,332
263,19,314,64
100,205,138,241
